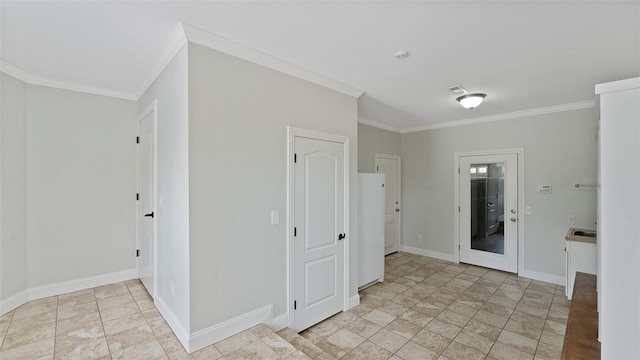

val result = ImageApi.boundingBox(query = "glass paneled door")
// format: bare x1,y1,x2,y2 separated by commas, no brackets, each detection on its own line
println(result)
459,154,518,273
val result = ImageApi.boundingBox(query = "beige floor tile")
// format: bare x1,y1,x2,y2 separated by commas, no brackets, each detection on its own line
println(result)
12,297,57,321
111,340,168,360
410,328,451,354
2,318,56,350
368,328,408,353
435,309,471,328
543,320,567,337
157,332,186,354
399,309,434,328
102,312,148,336
472,310,508,329
100,303,141,322
488,341,534,360
278,332,323,358
214,330,259,355
379,301,409,317
535,341,562,360
452,329,494,354
168,345,223,360
362,309,396,328
463,319,502,341
412,301,444,317
344,317,381,339
395,340,438,360
504,319,543,341
481,301,515,318
97,295,136,312
93,283,130,300
331,311,359,327
0,337,54,359
446,302,478,318
425,319,462,340
107,325,157,353
260,332,297,357
58,300,99,320
441,341,486,360
515,303,549,318
56,312,103,337
54,335,109,360
509,310,546,330
520,296,552,310
324,329,365,353
539,329,564,348
385,318,422,339
348,340,392,360
497,329,538,355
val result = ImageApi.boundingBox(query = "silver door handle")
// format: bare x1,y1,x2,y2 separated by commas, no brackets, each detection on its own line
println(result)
510,218,517,222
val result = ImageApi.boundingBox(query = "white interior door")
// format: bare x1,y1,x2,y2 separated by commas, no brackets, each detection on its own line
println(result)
137,106,156,298
459,153,518,273
293,135,346,332
376,154,401,255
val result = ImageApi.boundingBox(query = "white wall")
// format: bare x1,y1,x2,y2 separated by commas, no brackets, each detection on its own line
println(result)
357,123,401,173
401,108,597,281
0,73,28,304
26,84,137,288
187,42,358,332
138,45,191,335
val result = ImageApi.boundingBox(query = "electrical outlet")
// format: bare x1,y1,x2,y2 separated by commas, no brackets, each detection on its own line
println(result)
271,211,279,225
568,215,575,225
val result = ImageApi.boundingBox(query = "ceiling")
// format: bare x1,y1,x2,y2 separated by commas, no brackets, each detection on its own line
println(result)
2,1,639,132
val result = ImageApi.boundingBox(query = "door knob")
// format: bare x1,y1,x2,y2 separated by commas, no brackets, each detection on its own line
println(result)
144,212,154,218
510,209,517,214
510,217,517,222
396,209,400,212
338,233,346,240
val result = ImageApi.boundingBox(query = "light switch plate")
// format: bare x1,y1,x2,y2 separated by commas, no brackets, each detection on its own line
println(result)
271,210,279,225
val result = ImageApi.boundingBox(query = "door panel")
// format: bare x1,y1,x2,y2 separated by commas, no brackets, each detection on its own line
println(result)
460,154,518,273
376,155,401,255
138,109,156,297
293,136,345,332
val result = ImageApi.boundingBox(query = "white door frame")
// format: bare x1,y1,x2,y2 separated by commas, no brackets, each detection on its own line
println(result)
375,153,401,254
287,126,350,328
136,100,158,299
454,148,525,275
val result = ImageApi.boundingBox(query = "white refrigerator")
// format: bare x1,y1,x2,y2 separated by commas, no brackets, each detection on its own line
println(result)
358,173,385,289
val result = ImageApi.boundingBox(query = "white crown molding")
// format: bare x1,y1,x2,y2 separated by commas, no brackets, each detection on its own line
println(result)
0,61,136,101
358,117,402,133
595,76,640,94
181,23,363,99
134,22,188,99
400,100,596,133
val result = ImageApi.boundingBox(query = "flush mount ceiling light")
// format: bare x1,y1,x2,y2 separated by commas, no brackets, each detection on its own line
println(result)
394,51,410,59
456,93,487,109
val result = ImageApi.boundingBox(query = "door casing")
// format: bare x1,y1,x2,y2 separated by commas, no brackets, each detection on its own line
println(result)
287,126,350,330
454,148,525,275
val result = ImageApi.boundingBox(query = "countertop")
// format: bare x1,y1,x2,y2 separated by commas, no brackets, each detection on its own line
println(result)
565,227,597,244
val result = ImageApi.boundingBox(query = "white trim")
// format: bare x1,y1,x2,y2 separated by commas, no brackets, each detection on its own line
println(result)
521,270,565,286
0,290,29,316
28,269,137,301
0,61,136,101
155,296,190,352
182,23,363,99
400,245,457,263
595,77,640,95
188,304,273,353
401,101,595,133
358,117,402,133
286,126,351,331
349,294,361,309
134,23,188,99
453,148,525,275
270,312,289,332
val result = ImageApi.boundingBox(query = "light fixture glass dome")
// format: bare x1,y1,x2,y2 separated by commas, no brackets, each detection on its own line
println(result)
457,93,487,109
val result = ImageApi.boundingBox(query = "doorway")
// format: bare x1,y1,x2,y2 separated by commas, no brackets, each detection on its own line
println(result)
288,127,350,332
137,101,157,298
456,150,523,273
375,154,401,255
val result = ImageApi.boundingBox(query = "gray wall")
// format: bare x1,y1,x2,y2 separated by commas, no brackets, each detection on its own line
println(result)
401,108,597,279
188,42,359,331
26,84,137,288
0,73,28,302
138,45,191,333
357,123,401,173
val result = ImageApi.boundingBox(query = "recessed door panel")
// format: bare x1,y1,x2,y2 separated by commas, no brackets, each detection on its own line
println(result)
305,255,337,308
305,153,337,251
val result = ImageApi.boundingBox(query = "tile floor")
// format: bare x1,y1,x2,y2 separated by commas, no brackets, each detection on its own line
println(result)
0,252,568,359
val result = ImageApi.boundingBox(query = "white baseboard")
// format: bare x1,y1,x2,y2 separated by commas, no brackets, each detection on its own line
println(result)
521,270,565,286
349,294,360,309
0,268,137,316
28,269,137,301
269,312,289,332
400,245,457,263
0,290,28,316
155,296,190,352
188,304,273,354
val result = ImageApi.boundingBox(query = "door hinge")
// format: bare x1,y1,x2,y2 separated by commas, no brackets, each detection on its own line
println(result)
136,136,140,144
136,193,139,201
376,165,379,171
294,153,297,163
458,167,460,174
458,244,460,251
136,249,139,257
294,227,297,237
458,206,460,212
294,301,297,310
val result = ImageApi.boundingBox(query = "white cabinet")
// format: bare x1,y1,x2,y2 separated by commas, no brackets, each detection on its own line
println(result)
565,239,596,300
